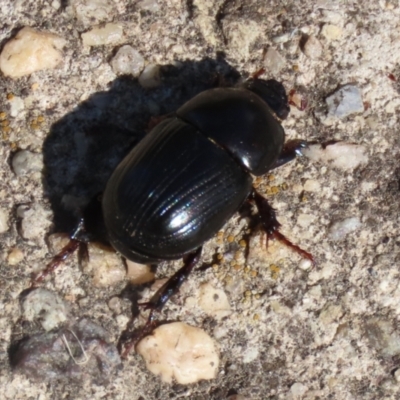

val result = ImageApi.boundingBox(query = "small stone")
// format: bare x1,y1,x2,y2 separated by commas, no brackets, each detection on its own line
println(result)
21,288,69,331
126,260,155,284
0,208,9,233
71,0,116,26
303,179,320,192
299,259,312,271
138,64,161,88
11,318,121,382
321,24,343,41
8,96,25,117
110,45,145,77
297,213,315,228
302,142,368,171
47,233,70,254
302,36,323,59
326,85,363,119
222,20,261,60
328,217,362,241
394,368,400,383
83,242,125,287
263,47,286,75
137,322,219,384
319,304,343,325
365,319,400,357
19,203,52,241
197,283,231,319
51,0,61,10
137,0,160,12
81,23,124,46
7,247,24,265
290,382,308,398
108,297,121,314
0,27,66,78
12,150,43,176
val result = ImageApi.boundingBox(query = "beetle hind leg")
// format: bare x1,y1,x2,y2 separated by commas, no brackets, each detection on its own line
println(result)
120,247,202,358
251,189,314,265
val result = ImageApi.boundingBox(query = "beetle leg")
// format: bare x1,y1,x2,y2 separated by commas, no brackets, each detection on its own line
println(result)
121,247,202,358
251,189,314,264
270,139,313,170
32,239,81,285
32,218,87,285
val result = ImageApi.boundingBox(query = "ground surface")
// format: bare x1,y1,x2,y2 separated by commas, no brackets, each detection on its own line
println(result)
1,0,400,399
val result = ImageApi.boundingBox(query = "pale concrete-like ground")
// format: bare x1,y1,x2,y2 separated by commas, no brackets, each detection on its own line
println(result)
1,1,400,399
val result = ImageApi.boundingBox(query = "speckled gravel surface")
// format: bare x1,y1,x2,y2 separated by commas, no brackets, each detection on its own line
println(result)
1,1,400,399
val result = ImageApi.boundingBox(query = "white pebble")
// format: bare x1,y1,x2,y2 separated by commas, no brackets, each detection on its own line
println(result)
197,283,231,319
21,288,69,331
19,203,52,240
137,322,219,384
0,27,66,78
394,368,400,383
299,258,312,271
303,179,320,192
83,242,125,287
81,23,124,46
0,208,9,233
290,382,308,397
302,142,368,171
302,35,323,59
126,259,154,284
139,64,161,88
321,24,343,41
110,45,145,77
9,96,25,117
71,0,116,26
137,0,160,12
326,85,364,119
328,217,362,241
7,248,24,265
263,47,286,75
12,150,43,176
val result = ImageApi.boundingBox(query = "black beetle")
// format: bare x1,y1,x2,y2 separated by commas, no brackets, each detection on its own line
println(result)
35,72,313,356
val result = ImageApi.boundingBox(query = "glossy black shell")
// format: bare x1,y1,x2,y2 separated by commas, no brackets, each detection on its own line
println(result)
102,85,285,263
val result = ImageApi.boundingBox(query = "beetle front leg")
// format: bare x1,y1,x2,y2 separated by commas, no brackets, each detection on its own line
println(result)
121,247,202,358
270,139,313,170
251,189,314,264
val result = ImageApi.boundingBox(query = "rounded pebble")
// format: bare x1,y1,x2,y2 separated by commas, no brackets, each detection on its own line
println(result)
139,64,161,88
82,23,124,47
263,47,286,74
302,35,323,59
328,217,362,241
12,150,43,176
0,27,66,78
72,0,116,26
137,322,219,384
126,259,155,284
21,288,69,331
83,242,125,287
0,208,9,233
197,282,231,319
137,0,160,12
7,247,24,265
111,45,145,77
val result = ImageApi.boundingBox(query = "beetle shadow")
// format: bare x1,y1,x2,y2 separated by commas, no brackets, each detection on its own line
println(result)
43,55,241,236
